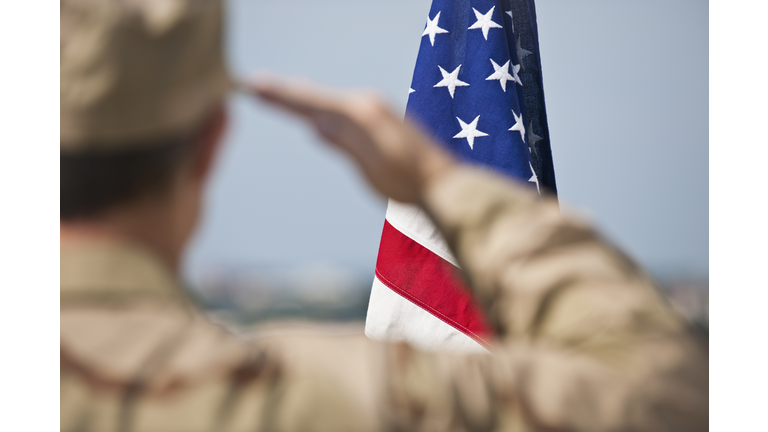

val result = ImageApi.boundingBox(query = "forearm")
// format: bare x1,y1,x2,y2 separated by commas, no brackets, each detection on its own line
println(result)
415,165,708,431
422,165,673,339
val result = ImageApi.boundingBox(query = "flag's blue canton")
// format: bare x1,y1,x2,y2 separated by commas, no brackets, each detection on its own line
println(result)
407,0,556,193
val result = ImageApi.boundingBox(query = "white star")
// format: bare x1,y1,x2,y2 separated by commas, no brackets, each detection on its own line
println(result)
516,36,533,69
434,65,469,99
422,11,449,46
486,59,521,91
528,161,540,194
527,120,542,153
409,88,415,94
468,6,503,40
506,10,514,32
453,115,488,150
509,110,525,141
511,62,522,86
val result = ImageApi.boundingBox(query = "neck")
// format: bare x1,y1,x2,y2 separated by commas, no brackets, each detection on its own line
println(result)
60,196,192,273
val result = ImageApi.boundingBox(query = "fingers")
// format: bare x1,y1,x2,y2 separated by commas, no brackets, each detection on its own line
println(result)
236,73,459,203
243,74,345,120
242,73,390,153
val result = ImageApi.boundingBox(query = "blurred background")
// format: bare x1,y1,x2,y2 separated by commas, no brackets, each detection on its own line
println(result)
182,0,708,328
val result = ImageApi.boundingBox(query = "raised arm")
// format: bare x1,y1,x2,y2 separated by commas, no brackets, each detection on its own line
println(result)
249,77,708,431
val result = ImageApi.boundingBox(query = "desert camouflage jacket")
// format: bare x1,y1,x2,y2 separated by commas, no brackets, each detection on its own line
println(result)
61,166,708,432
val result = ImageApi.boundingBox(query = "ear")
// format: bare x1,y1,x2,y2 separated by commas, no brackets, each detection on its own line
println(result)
192,104,228,183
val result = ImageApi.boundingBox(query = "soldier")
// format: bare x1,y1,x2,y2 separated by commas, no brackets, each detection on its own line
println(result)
60,0,708,431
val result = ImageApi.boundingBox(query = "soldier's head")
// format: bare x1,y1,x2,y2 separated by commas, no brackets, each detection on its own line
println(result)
60,0,230,260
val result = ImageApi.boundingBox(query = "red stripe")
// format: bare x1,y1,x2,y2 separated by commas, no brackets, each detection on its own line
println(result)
375,220,494,348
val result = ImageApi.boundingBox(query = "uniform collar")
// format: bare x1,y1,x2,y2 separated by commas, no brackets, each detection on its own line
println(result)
61,239,188,304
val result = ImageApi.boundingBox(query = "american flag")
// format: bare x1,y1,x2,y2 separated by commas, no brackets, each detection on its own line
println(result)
365,0,557,352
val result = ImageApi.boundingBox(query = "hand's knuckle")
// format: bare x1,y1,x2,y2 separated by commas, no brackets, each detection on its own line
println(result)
348,96,387,124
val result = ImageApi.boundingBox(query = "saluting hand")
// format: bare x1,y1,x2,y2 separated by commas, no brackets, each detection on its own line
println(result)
246,75,457,204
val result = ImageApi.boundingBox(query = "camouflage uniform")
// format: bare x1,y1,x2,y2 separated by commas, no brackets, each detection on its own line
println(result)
60,0,707,430
62,167,708,432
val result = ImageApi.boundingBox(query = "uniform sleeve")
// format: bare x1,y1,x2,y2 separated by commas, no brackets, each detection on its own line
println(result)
393,166,709,431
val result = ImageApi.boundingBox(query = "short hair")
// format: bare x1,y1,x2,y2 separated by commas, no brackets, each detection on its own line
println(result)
60,129,203,221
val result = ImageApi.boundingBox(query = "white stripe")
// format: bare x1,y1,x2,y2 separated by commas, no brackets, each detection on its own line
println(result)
385,199,459,267
365,277,489,354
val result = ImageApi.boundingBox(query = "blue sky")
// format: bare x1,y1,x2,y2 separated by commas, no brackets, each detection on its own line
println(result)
182,0,708,281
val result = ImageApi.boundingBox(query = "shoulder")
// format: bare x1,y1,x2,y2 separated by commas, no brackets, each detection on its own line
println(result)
61,308,388,431
61,302,269,392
